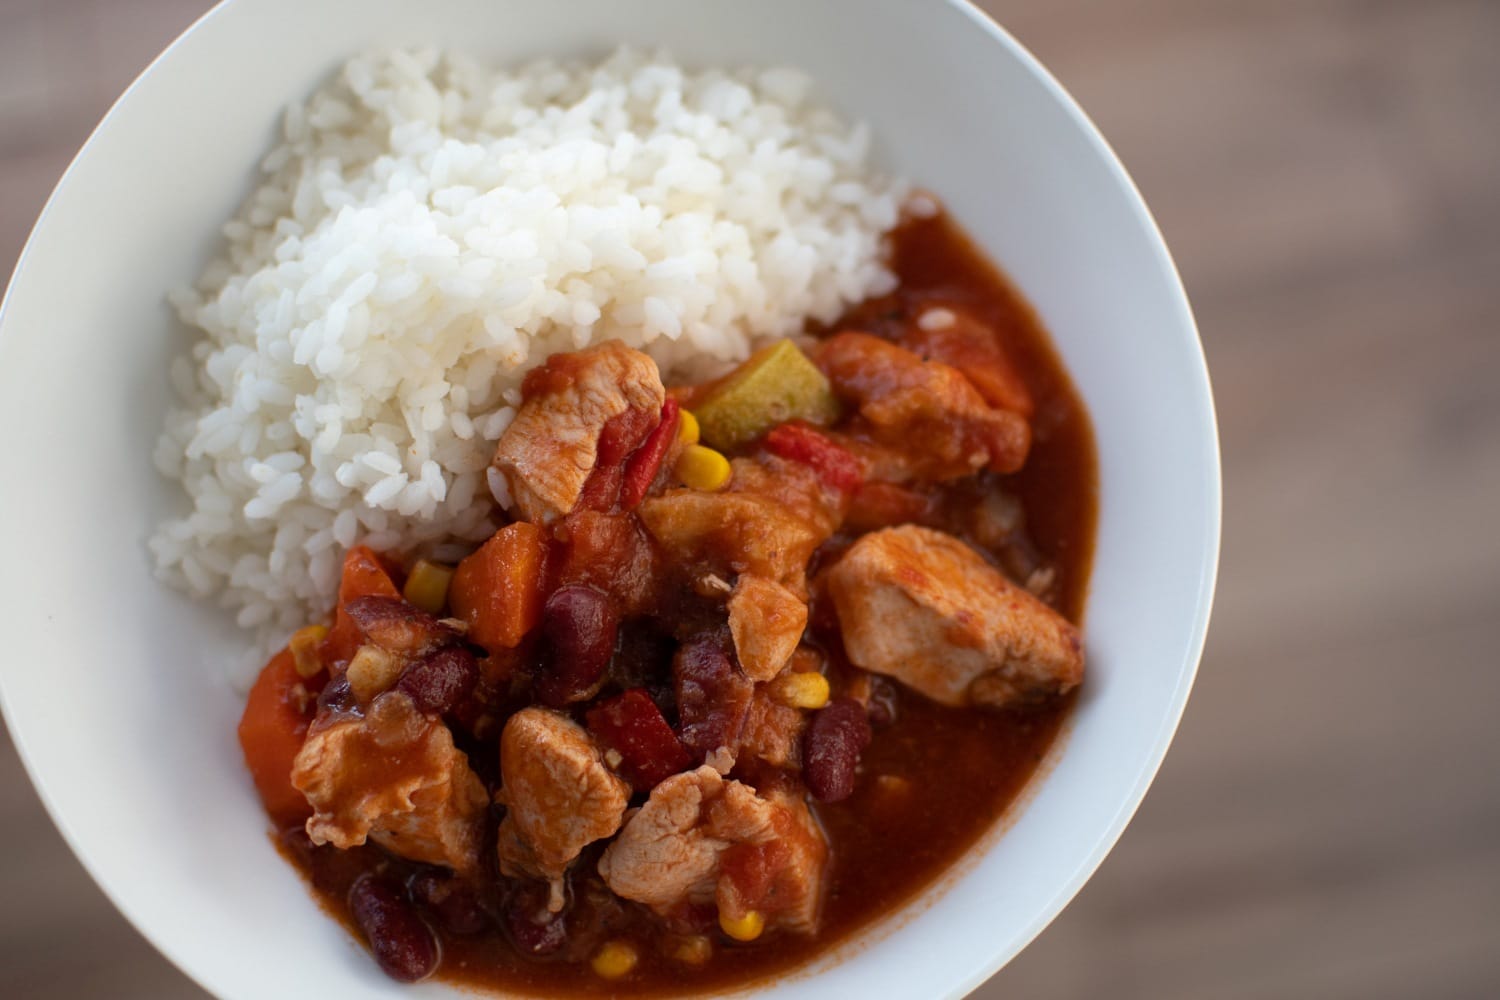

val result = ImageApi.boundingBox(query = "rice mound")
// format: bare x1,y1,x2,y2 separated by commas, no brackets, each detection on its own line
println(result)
149,46,904,669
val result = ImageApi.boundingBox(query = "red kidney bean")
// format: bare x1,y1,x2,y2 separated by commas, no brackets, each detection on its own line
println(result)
802,697,873,803
502,885,568,957
408,870,489,935
674,638,753,763
396,645,479,715
316,674,356,715
344,596,456,657
535,586,618,707
348,873,439,983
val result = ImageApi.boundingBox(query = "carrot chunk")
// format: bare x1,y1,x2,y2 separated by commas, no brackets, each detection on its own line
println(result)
450,523,547,654
237,649,314,826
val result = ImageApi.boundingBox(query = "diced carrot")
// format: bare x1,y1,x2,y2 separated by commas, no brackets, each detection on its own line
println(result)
321,545,402,666
237,649,314,826
450,523,546,654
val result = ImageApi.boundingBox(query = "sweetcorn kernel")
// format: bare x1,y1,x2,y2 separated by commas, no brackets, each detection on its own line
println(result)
772,671,831,710
677,408,701,445
591,940,639,980
402,559,454,615
288,624,329,679
719,909,765,942
675,444,731,492
346,644,401,702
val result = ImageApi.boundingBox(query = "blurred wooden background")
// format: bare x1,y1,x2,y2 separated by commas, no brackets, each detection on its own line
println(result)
3,0,1497,996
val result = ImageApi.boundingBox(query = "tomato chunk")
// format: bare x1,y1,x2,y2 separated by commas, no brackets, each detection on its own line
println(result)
586,689,692,790
764,422,863,494
237,649,314,826
450,523,546,654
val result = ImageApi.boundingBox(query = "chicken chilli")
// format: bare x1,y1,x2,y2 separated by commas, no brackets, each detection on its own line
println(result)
237,210,1097,993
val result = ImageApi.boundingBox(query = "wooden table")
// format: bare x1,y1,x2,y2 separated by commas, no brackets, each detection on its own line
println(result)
3,1,1496,996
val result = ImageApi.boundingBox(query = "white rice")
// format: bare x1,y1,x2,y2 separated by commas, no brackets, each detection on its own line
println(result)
149,47,904,679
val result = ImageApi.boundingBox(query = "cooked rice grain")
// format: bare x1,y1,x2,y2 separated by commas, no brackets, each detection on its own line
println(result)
149,47,903,679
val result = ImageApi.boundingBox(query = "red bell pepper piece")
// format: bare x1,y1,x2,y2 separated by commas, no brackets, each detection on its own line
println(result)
586,688,692,790
764,422,863,494
620,398,680,510
577,405,658,512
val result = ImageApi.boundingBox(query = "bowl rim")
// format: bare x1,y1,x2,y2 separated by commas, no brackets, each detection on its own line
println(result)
938,5,1220,995
0,0,1221,997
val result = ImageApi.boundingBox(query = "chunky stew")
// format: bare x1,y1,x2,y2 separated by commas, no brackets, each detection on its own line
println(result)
239,209,1097,994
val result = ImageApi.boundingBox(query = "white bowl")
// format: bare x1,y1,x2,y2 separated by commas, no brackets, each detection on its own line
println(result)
0,1,1219,997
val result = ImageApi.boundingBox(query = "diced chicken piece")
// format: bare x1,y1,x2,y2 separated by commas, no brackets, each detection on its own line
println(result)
900,303,1035,417
292,692,488,873
717,788,826,935
816,331,1030,480
597,766,827,934
492,341,666,524
638,454,843,597
825,525,1083,709
597,767,759,911
496,707,630,911
727,452,847,538
727,576,807,682
738,685,806,769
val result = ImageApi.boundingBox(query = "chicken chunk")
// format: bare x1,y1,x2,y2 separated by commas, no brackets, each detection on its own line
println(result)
738,685,806,769
815,331,1030,480
899,303,1035,417
727,575,807,682
825,525,1083,708
716,788,826,935
492,341,666,524
638,454,843,597
597,766,826,934
292,691,488,873
496,707,630,911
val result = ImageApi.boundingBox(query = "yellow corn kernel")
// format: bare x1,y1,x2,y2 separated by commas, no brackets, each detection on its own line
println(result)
346,644,401,702
677,408,701,445
591,940,639,980
672,935,712,966
288,624,329,679
402,559,454,615
719,909,765,942
676,444,731,492
773,671,830,710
